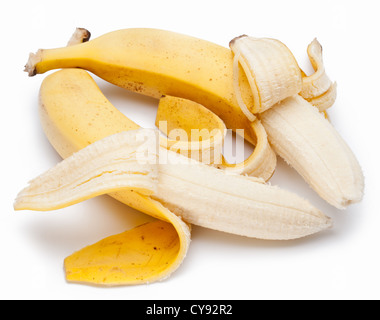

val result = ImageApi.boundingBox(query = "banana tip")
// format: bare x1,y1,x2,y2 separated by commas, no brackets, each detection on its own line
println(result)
67,28,91,46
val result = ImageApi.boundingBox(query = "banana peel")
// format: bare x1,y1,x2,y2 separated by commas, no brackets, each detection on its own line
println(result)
37,69,192,286
157,95,277,178
156,95,226,165
15,68,334,286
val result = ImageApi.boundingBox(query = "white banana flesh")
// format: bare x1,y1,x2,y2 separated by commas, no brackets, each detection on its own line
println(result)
156,148,332,240
14,129,332,240
260,95,364,209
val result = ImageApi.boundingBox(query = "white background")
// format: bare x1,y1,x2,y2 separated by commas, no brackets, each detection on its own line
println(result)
1,0,379,300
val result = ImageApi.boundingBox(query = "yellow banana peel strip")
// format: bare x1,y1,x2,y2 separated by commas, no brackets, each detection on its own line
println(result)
14,129,191,286
65,219,188,286
155,95,276,180
156,95,226,165
22,70,192,286
217,119,277,180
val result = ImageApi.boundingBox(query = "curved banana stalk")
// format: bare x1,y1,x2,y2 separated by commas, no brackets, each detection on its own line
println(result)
66,27,91,47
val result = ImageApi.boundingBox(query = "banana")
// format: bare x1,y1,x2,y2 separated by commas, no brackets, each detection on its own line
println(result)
15,126,332,241
14,67,334,285
25,28,256,143
15,129,191,286
259,95,364,209
18,27,366,286
34,68,331,239
25,28,280,181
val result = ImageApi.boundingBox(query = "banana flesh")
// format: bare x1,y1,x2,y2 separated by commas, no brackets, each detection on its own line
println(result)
228,34,363,208
156,148,332,240
259,95,364,209
15,128,332,241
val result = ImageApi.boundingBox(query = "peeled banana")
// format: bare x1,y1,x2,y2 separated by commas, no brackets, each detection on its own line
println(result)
15,126,332,240
17,27,365,286
29,68,332,240
259,95,364,209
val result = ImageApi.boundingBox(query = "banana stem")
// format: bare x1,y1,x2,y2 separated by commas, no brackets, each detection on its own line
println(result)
25,44,91,76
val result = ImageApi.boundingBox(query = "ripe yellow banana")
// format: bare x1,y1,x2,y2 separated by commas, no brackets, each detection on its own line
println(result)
25,28,255,141
18,27,366,286
14,68,335,285
33,68,331,241
25,28,280,181
25,28,363,208
15,126,332,240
